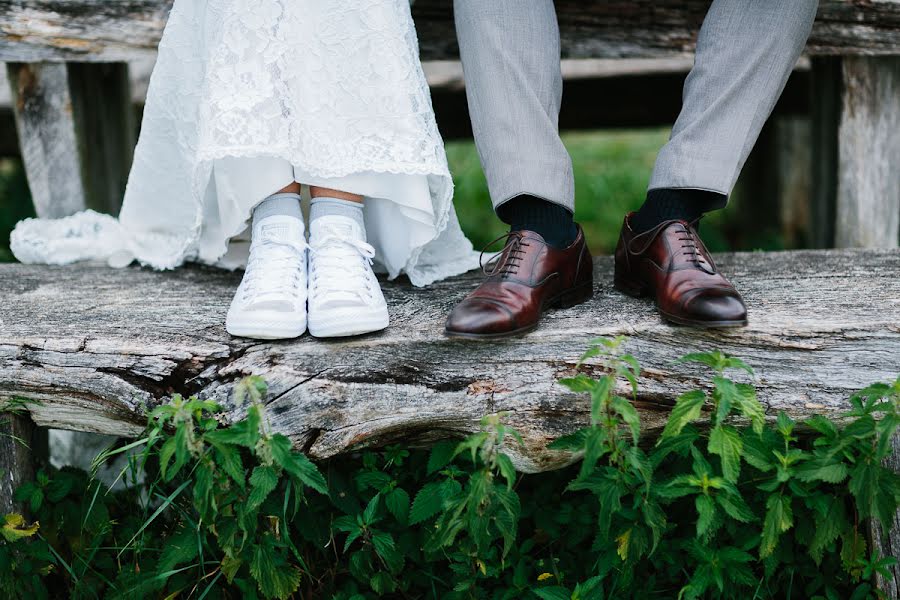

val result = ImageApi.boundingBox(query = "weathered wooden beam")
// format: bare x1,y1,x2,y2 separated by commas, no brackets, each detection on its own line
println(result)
835,56,900,248
6,62,86,217
1,250,898,473
0,412,43,514
870,433,900,596
1,0,898,63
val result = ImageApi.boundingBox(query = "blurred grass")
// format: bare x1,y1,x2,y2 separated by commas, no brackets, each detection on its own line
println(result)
0,128,780,263
0,158,34,262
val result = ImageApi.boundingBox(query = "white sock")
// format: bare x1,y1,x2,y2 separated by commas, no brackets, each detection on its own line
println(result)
253,192,303,227
310,197,365,233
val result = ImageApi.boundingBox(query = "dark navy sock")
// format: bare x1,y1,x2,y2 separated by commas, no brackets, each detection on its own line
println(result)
631,188,727,234
497,195,578,249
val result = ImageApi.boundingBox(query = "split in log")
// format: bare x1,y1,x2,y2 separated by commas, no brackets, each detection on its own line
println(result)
1,250,898,473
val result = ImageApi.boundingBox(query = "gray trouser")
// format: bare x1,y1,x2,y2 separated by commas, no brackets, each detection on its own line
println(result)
454,0,819,214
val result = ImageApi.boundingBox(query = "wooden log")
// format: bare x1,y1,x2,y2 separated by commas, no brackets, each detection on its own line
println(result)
1,0,899,63
835,56,900,248
0,412,42,514
1,250,898,473
6,62,87,218
870,434,900,596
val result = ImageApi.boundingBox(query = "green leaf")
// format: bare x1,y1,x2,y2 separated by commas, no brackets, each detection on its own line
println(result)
270,436,327,494
716,486,755,523
809,495,847,564
497,453,517,489
385,487,410,524
661,390,706,440
611,396,641,444
410,481,446,525
157,526,199,573
370,571,396,595
371,531,403,574
761,494,793,558
532,586,572,600
211,441,246,489
796,455,849,484
548,429,589,451
248,465,279,510
695,494,716,540
250,536,302,600
708,425,742,483
427,440,459,474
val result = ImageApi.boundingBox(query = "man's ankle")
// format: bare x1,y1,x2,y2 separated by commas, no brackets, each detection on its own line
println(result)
497,195,577,249
630,188,726,234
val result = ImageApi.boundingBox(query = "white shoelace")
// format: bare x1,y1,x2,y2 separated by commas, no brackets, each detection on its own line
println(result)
241,235,307,302
310,226,377,302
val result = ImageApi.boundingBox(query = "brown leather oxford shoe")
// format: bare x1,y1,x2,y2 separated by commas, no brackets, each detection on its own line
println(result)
445,227,593,339
614,213,747,328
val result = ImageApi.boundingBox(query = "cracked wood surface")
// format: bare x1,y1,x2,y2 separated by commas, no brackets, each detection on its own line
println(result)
1,0,898,63
1,249,899,473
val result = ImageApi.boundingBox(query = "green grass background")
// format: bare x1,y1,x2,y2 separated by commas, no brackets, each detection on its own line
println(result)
0,128,780,263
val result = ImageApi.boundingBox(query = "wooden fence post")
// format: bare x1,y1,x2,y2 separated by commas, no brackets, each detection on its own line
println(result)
0,412,45,514
6,62,87,218
835,57,900,248
6,62,135,219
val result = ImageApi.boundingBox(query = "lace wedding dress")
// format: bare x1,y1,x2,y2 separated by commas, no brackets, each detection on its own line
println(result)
11,0,478,287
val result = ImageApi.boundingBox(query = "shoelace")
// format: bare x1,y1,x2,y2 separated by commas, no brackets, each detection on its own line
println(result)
628,219,715,274
242,236,307,301
479,231,530,278
676,225,711,270
310,227,377,300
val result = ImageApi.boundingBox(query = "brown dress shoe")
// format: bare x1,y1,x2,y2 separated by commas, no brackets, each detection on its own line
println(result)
445,227,593,339
614,213,747,328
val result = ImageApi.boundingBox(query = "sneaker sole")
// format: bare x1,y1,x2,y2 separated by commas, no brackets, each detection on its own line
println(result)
308,307,389,338
226,313,307,340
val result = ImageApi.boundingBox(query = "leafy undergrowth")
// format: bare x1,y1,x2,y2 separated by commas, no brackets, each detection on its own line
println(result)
2,340,900,599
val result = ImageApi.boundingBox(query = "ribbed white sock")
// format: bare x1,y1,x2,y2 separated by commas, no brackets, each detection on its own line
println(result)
309,197,365,232
253,192,303,226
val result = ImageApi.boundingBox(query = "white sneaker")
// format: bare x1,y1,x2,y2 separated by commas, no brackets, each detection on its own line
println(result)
307,215,389,338
226,215,308,339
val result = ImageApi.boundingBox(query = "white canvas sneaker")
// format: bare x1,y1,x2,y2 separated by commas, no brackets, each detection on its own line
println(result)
307,215,389,338
226,215,308,339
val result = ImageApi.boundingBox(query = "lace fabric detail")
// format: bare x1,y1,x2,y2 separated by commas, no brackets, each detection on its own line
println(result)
12,0,479,286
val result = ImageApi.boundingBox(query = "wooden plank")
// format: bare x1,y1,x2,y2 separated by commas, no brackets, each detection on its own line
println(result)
0,413,41,513
0,0,898,63
835,56,900,248
870,434,900,596
6,62,86,218
1,250,898,473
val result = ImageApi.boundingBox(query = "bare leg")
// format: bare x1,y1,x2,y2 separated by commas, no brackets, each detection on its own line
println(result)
276,181,301,195
309,185,363,203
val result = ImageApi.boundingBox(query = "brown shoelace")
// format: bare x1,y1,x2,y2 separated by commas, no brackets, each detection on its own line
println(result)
479,231,531,278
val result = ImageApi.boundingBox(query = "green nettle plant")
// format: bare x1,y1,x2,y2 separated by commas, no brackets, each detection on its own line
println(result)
1,340,899,599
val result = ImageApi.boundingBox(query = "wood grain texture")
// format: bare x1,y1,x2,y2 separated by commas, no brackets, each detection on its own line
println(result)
871,433,900,596
835,56,900,248
6,62,86,218
0,413,38,513
0,0,898,63
1,251,898,473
